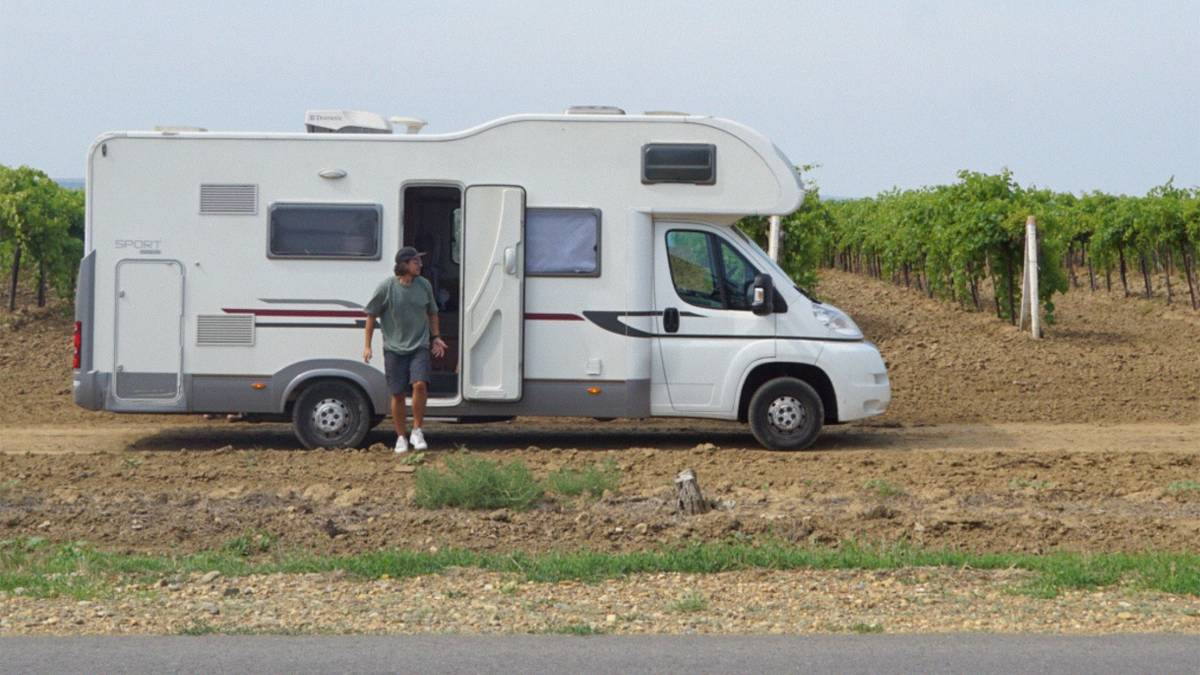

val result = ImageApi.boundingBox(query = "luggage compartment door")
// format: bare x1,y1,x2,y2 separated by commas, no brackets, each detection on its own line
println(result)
113,259,184,400
462,185,524,401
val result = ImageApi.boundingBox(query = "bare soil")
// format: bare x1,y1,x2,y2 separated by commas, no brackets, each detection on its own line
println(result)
4,270,1200,635
2,269,1199,557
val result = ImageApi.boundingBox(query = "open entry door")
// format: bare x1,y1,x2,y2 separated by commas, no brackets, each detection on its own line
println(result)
462,185,525,401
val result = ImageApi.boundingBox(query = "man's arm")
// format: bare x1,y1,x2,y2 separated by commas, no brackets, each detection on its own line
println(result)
429,313,447,359
363,315,376,363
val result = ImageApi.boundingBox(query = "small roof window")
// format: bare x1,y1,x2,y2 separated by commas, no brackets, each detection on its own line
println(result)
642,143,716,185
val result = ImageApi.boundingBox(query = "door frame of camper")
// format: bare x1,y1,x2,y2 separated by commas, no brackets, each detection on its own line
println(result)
399,178,466,408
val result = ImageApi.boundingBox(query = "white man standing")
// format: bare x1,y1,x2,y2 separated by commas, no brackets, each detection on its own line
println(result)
363,246,448,453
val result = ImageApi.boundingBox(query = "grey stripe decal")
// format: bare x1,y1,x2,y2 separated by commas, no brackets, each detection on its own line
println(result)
259,298,363,309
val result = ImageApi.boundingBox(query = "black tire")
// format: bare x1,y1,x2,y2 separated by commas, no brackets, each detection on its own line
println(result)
747,377,824,451
292,380,373,449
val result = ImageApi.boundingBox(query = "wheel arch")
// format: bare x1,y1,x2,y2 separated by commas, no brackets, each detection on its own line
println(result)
274,361,388,415
737,361,838,424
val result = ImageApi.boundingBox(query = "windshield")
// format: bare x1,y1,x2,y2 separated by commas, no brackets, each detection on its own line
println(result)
731,224,812,299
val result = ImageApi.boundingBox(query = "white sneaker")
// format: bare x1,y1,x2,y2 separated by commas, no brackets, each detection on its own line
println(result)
409,428,428,451
394,435,410,454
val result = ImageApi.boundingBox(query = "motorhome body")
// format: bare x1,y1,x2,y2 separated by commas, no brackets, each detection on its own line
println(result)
74,110,890,450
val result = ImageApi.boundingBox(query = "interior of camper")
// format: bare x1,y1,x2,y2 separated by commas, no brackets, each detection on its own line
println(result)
402,185,462,398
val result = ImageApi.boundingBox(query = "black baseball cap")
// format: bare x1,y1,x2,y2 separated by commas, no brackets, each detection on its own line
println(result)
395,246,426,264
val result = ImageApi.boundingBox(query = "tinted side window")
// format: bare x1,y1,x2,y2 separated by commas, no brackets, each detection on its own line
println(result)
268,204,381,259
719,240,758,310
666,231,722,309
642,144,716,184
525,208,600,276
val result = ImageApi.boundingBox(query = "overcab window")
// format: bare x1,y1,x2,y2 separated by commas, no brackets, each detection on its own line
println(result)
642,143,716,185
268,203,382,259
525,208,600,276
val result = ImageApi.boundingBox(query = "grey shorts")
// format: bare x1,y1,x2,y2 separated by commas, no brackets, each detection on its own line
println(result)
384,347,432,395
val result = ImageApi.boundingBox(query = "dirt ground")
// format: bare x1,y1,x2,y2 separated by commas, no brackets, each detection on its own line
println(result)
4,270,1200,636
2,270,1199,557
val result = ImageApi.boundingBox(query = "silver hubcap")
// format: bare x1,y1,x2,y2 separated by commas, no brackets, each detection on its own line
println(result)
767,396,805,432
311,398,351,437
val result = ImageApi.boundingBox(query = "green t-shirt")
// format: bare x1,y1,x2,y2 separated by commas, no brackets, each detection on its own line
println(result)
364,276,437,355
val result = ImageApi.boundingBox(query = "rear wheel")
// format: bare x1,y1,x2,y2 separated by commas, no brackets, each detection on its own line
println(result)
292,380,373,449
748,377,823,451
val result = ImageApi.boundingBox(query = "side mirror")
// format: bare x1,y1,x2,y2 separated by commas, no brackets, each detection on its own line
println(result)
751,273,774,315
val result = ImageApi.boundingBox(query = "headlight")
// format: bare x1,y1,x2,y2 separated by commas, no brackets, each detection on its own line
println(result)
812,304,863,339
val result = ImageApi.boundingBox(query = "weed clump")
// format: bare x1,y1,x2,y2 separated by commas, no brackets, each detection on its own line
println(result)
414,456,544,511
547,459,620,498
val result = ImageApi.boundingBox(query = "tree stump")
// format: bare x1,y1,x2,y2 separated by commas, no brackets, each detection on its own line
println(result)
675,468,710,515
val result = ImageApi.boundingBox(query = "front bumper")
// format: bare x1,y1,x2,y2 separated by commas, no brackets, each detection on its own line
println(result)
815,341,891,422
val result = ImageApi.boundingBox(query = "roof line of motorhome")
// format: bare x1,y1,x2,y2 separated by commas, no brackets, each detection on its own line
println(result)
90,114,784,172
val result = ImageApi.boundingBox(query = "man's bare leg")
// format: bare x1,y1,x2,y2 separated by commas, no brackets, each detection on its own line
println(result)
411,381,427,429
391,394,407,438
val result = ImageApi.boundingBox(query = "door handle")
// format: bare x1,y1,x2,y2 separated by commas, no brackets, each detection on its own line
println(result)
663,307,680,333
504,247,516,275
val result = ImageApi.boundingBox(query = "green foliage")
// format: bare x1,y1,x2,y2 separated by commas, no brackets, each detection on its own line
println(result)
4,538,1200,601
1167,480,1200,494
546,623,604,635
863,479,904,498
668,591,709,613
546,459,620,498
413,455,545,511
0,165,85,308
221,530,278,557
816,171,1200,323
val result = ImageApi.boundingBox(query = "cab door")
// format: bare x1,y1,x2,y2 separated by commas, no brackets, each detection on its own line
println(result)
653,222,775,413
461,185,525,401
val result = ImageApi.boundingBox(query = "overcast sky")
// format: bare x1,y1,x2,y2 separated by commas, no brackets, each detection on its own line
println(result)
1,0,1195,197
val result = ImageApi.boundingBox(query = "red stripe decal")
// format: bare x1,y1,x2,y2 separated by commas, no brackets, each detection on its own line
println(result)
223,308,367,318
525,313,584,321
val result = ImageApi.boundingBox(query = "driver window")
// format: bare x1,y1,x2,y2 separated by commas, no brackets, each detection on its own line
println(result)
666,231,723,309
666,230,761,310
719,240,757,310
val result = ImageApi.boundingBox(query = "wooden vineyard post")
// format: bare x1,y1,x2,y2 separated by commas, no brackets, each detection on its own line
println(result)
1018,216,1041,339
768,215,781,262
675,468,710,515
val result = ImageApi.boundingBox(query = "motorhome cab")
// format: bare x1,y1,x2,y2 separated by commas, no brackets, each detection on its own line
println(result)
73,108,889,450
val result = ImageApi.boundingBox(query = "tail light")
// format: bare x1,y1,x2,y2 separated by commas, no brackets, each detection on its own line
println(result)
72,321,82,369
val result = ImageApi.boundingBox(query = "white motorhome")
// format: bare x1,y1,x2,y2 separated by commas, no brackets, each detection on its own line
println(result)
73,108,889,450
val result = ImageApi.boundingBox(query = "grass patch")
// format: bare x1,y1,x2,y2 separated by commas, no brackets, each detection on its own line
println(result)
0,479,21,499
4,538,1200,601
546,622,604,635
1167,480,1200,494
222,530,277,558
547,459,620,498
414,455,544,511
863,479,904,498
668,591,708,613
850,622,884,633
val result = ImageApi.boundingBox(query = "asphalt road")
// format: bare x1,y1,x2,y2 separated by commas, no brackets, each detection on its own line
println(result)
2,635,1198,674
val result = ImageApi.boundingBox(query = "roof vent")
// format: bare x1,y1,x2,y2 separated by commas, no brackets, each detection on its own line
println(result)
388,116,427,134
304,110,392,134
564,106,626,115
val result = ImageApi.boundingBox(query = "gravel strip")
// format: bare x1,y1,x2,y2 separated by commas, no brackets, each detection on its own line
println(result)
3,568,1198,636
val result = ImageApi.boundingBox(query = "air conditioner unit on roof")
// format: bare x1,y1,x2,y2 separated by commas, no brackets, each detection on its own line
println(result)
304,110,392,134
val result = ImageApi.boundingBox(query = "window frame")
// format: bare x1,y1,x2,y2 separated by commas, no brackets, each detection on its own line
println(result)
524,206,602,278
266,202,383,261
665,229,762,312
641,143,717,185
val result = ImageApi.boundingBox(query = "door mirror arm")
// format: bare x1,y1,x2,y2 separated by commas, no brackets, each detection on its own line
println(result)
751,274,775,316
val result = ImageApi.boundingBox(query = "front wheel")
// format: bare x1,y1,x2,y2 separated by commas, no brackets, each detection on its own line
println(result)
748,377,824,451
292,380,373,449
